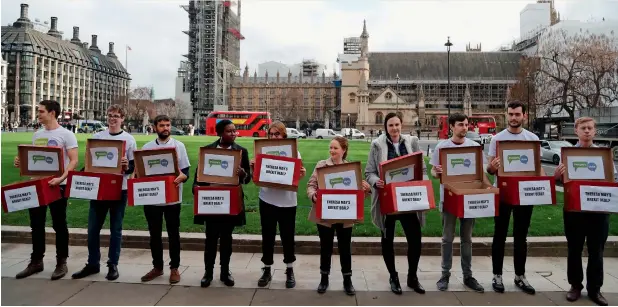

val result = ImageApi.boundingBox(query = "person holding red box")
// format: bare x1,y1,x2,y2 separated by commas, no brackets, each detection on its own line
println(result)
553,117,617,306
430,113,485,293
365,112,425,295
249,121,306,289
307,136,371,295
139,115,190,285
13,100,79,280
193,119,251,288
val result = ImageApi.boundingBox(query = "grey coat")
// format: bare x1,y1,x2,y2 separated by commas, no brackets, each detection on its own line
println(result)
364,134,427,234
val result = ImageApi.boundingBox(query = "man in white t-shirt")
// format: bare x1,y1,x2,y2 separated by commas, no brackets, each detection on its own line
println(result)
430,113,485,293
72,105,137,281
486,101,541,295
139,115,190,284
13,100,79,280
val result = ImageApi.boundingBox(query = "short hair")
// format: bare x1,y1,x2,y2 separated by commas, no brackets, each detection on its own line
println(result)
215,119,233,136
268,121,287,138
39,100,61,118
332,136,349,160
153,115,171,126
107,104,125,117
448,113,468,126
507,100,527,114
575,117,596,129
383,112,402,131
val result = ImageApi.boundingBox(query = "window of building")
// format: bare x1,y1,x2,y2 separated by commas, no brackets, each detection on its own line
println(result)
385,92,392,101
375,111,383,124
349,93,356,104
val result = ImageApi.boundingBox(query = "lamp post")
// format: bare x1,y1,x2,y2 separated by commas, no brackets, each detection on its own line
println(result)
445,37,453,137
265,81,270,116
526,76,531,130
395,73,400,111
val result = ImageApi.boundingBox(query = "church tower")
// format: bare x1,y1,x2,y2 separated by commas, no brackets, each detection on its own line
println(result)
360,19,369,58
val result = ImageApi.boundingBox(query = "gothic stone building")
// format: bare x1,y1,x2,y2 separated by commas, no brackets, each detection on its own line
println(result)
342,21,522,132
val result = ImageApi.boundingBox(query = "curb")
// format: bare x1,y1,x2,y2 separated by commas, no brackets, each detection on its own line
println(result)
2,226,616,257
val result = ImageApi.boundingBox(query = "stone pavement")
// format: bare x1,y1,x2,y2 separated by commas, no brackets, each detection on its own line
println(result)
2,243,618,305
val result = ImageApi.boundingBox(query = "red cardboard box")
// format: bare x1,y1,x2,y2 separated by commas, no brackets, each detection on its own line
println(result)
315,189,364,223
496,140,556,206
193,185,242,215
440,146,500,218
65,171,123,201
1,177,62,213
562,147,618,213
379,151,424,185
253,154,302,191
380,180,436,215
128,175,180,206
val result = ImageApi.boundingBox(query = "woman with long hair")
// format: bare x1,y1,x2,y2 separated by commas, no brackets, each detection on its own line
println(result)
307,136,371,295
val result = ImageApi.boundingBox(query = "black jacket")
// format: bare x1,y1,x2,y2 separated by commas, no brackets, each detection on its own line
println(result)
192,139,251,226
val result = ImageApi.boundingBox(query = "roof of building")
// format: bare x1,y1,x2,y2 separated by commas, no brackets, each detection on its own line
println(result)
368,51,522,81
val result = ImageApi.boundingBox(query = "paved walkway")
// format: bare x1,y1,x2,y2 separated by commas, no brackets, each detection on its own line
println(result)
2,243,617,305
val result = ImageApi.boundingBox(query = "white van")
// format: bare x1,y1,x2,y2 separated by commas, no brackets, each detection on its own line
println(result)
315,128,342,139
286,128,306,139
340,128,365,139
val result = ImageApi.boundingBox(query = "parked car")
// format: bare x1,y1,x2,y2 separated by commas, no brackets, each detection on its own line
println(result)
77,120,107,133
315,128,342,139
479,133,493,144
540,140,573,164
170,126,186,135
340,128,366,139
466,131,483,145
286,128,307,139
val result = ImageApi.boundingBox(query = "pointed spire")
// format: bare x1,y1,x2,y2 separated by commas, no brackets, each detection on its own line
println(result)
265,70,269,82
322,71,326,83
288,69,292,83
276,70,280,83
361,19,369,38
253,70,257,83
359,71,368,92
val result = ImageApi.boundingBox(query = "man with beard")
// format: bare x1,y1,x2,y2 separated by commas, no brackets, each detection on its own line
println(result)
139,115,190,284
486,101,541,295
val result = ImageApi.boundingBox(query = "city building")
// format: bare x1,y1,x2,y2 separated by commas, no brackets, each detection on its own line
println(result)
175,61,191,111
343,37,362,55
1,3,130,124
258,59,327,78
1,58,7,123
229,64,339,129
341,20,522,132
182,0,244,126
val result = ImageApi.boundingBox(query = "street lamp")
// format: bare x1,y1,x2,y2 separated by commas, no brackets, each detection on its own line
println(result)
445,36,453,137
347,113,351,139
395,73,400,111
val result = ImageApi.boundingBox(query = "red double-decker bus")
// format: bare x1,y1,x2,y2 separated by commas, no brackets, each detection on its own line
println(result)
205,111,271,137
438,115,497,139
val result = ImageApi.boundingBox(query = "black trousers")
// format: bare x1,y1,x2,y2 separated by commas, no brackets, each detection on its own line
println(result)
144,204,181,270
204,221,235,270
259,199,297,265
564,211,609,294
28,187,68,261
317,224,352,275
381,213,422,276
492,203,534,275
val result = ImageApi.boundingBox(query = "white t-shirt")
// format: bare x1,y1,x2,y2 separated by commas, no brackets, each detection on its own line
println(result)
430,138,484,211
488,128,539,187
32,126,79,186
92,130,137,190
142,138,191,205
259,151,301,207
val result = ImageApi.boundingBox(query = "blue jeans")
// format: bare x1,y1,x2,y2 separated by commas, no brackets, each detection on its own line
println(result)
87,191,128,267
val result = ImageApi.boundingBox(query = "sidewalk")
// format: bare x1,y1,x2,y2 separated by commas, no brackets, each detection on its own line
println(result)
2,243,617,305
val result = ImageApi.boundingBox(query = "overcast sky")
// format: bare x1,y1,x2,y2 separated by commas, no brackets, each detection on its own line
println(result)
2,0,616,99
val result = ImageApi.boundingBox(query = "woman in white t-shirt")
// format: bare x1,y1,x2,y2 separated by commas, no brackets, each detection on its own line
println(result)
250,121,306,289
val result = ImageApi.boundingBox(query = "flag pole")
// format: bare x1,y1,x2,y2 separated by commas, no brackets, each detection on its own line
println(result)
125,45,128,70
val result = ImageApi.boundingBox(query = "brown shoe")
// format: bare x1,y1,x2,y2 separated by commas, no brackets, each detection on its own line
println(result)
588,292,608,306
169,268,181,284
141,268,163,282
566,285,583,302
51,258,68,280
16,260,44,279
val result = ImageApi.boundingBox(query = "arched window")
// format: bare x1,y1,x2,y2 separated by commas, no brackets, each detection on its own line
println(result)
349,93,356,104
375,111,384,124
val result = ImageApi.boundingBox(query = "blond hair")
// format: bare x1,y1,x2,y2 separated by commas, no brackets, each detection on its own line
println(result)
268,121,287,138
575,117,596,129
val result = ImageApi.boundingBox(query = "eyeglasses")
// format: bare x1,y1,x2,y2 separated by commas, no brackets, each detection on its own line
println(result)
269,132,281,137
107,114,122,119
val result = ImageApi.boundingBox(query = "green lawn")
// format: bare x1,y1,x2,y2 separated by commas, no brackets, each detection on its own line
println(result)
2,132,616,237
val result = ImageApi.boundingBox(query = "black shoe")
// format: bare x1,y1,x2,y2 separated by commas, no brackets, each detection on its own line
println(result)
436,274,449,291
201,270,213,288
257,267,272,287
588,292,608,306
106,264,119,281
389,274,403,295
220,269,235,287
72,264,100,279
317,273,329,294
514,275,535,295
464,276,484,293
407,275,426,294
285,268,296,289
343,275,355,296
492,274,505,293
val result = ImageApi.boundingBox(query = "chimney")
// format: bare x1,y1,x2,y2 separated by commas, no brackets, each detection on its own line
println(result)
70,26,81,45
89,35,101,53
13,3,33,28
47,17,62,39
107,42,117,58
82,42,89,49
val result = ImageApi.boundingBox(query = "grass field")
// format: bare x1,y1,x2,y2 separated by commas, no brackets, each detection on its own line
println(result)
1,132,616,237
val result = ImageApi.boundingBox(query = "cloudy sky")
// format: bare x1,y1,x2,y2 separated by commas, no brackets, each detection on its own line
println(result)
2,0,616,98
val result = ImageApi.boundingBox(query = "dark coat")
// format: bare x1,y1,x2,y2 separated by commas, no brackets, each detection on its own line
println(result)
192,139,252,227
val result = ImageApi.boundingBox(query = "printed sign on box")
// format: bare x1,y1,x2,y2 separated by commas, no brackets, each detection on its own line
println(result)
196,190,231,215
89,147,119,168
463,193,496,218
261,145,293,157
567,156,605,180
69,175,101,200
502,149,535,172
132,181,167,206
320,193,358,220
255,139,298,159
3,186,40,212
518,180,553,205
141,153,175,176
385,165,415,184
579,185,618,212
18,145,64,177
203,153,235,178
324,170,358,190
395,185,431,211
27,150,60,172
258,158,296,185
446,153,477,176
